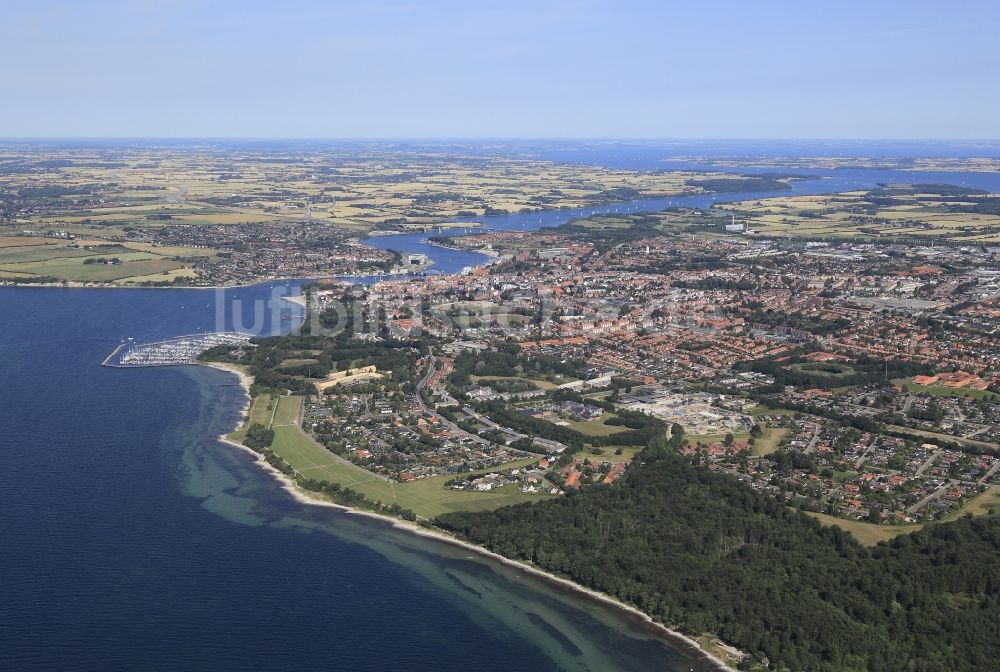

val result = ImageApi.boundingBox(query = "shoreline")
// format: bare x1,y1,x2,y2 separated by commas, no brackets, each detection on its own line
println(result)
0,268,421,291
280,294,307,309
0,277,312,291
424,238,502,258
203,358,736,672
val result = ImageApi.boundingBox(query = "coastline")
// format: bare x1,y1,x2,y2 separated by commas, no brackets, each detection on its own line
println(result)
203,358,736,672
424,238,502,258
280,294,307,309
0,277,311,291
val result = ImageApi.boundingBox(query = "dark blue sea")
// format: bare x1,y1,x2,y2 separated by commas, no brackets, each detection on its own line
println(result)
0,282,714,671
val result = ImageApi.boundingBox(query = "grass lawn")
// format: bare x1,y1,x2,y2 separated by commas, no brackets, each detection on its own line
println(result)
271,424,547,518
0,241,206,283
941,488,1000,520
470,374,558,390
271,395,302,426
269,424,391,496
885,424,1000,451
688,432,747,446
808,491,1000,546
806,511,921,546
0,256,185,282
392,464,548,518
901,381,999,401
279,358,321,368
751,427,789,456
227,391,275,443
122,242,216,257
117,268,199,284
0,244,126,264
0,236,57,248
233,395,550,518
573,445,640,463
749,406,797,418
555,412,626,437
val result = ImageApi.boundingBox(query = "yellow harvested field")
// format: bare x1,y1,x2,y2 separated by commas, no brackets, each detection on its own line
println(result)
725,186,1000,242
315,365,384,391
0,236,59,248
116,268,199,284
806,512,920,546
121,243,216,257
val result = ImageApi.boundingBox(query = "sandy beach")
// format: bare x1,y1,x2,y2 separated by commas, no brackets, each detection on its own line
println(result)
204,359,737,672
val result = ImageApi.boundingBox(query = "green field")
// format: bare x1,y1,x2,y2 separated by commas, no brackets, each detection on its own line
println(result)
226,387,274,443
555,412,626,437
279,358,321,368
573,445,640,463
0,244,127,264
807,489,1000,546
806,511,920,546
951,488,1000,518
689,432,746,446
0,238,209,283
271,395,303,426
885,424,1000,452
0,252,185,282
790,361,856,379
901,381,999,401
234,394,549,518
470,374,559,390
752,427,789,456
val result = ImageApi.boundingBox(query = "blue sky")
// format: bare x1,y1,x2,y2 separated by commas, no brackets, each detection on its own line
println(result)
2,0,999,138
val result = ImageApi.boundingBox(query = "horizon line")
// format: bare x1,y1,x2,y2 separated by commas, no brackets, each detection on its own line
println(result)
2,137,1000,143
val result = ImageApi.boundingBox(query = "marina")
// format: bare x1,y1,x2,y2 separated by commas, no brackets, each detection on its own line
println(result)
102,332,251,368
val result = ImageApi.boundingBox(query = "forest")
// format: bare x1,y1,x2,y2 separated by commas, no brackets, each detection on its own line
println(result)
437,449,1000,671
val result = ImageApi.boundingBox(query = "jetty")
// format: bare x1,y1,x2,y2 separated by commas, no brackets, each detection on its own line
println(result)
102,332,251,368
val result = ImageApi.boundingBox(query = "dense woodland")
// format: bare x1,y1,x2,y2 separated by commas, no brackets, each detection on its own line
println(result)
737,353,931,391
448,344,581,385
437,448,1000,672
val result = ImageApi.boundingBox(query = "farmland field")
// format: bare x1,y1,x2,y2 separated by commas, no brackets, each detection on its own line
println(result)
723,185,1000,242
0,241,205,283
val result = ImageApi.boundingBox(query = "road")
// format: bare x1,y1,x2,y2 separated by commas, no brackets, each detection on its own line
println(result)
803,422,821,454
853,443,875,470
906,480,956,515
979,460,1000,486
914,449,941,477
885,424,1000,452
416,354,494,448
166,184,188,204
292,395,391,482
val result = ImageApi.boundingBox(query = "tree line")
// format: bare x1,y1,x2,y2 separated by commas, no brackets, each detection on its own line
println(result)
437,445,1000,671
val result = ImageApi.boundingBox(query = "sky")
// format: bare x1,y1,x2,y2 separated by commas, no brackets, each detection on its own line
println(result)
2,0,999,139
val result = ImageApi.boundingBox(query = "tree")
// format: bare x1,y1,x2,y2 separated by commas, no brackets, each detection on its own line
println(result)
244,423,275,451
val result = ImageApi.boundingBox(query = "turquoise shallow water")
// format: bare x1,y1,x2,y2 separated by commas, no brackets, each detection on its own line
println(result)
0,284,713,672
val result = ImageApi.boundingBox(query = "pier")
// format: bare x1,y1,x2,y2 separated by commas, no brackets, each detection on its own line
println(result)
102,332,251,368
